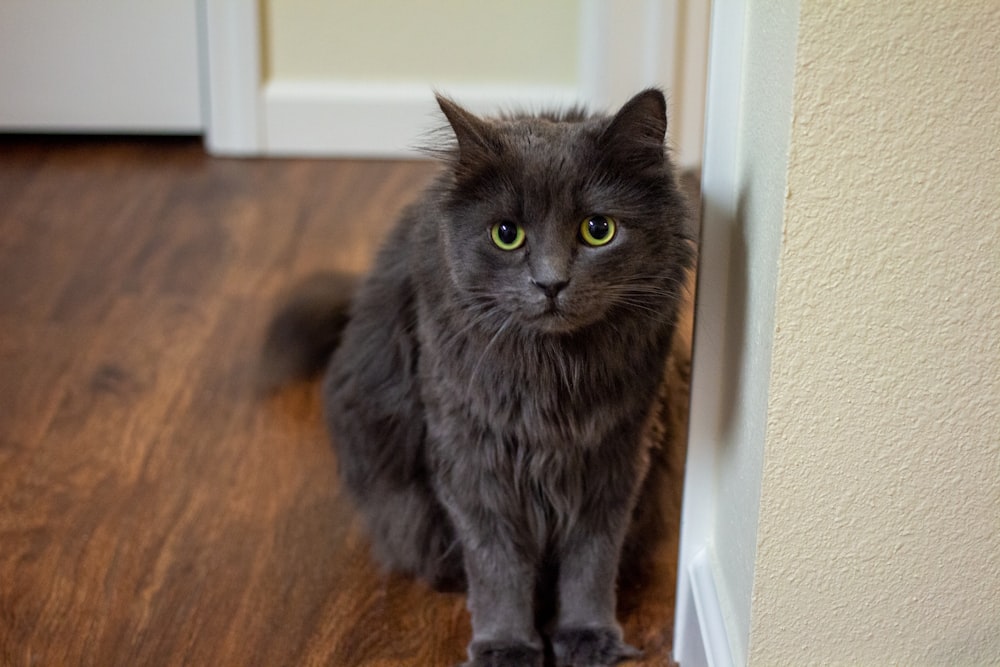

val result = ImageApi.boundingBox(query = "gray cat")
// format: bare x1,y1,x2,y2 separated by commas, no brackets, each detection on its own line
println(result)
261,89,693,667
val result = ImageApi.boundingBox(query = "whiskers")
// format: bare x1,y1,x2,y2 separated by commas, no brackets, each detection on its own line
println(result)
429,274,688,402
598,273,688,324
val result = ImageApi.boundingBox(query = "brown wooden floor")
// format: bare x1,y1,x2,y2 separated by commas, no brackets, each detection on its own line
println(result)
0,137,689,666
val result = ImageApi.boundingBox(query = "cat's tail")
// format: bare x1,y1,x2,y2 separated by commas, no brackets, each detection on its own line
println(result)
257,271,359,394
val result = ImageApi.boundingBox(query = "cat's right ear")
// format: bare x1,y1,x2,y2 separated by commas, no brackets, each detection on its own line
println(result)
599,88,668,170
435,94,500,167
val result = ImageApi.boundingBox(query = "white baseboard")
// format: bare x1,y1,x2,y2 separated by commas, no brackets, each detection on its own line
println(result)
261,81,583,158
676,549,734,667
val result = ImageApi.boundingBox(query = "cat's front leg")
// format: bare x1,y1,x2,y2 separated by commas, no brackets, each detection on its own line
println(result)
552,497,641,665
457,521,544,667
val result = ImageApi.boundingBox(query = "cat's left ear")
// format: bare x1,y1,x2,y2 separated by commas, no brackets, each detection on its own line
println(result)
599,88,668,164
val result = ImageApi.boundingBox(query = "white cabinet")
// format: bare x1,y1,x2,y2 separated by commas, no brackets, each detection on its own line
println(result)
0,0,202,132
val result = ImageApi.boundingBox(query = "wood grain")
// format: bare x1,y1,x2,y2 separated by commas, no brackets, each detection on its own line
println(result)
0,137,692,666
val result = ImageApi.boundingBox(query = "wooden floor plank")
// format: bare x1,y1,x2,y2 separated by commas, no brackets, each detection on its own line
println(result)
0,137,690,667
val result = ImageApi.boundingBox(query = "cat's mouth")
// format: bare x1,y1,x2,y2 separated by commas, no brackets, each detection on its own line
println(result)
526,299,581,333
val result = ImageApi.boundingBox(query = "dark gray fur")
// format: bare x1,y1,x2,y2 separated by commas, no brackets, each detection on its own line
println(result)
266,89,693,667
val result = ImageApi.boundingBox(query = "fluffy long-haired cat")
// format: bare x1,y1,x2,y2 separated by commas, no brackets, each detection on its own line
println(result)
261,89,694,667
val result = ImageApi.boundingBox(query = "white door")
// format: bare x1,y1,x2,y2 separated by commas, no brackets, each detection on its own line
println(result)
0,0,202,133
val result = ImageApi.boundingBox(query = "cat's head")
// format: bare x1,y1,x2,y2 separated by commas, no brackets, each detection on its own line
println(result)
431,89,691,335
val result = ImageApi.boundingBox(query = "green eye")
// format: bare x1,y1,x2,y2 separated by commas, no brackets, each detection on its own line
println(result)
580,215,617,247
490,221,526,250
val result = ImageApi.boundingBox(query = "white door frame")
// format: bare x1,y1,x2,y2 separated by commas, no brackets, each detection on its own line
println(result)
672,1,745,664
200,0,262,154
200,0,707,166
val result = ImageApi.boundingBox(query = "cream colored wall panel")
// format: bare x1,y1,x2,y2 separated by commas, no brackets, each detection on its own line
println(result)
262,80,580,157
750,2,1000,662
265,0,580,85
253,0,710,163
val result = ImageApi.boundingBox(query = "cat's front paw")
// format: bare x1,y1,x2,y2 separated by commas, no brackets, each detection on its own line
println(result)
551,626,641,667
461,639,544,667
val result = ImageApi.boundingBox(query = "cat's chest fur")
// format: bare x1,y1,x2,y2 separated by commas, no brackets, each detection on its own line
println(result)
414,288,668,452
413,284,668,543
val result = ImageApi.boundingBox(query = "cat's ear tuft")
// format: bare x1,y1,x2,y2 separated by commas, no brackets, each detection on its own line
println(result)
600,88,668,164
435,93,499,164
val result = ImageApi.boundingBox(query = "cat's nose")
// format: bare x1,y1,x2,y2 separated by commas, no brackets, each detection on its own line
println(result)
531,279,569,299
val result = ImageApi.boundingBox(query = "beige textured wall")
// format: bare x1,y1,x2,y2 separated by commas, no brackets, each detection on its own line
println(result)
749,2,1000,663
263,0,580,85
